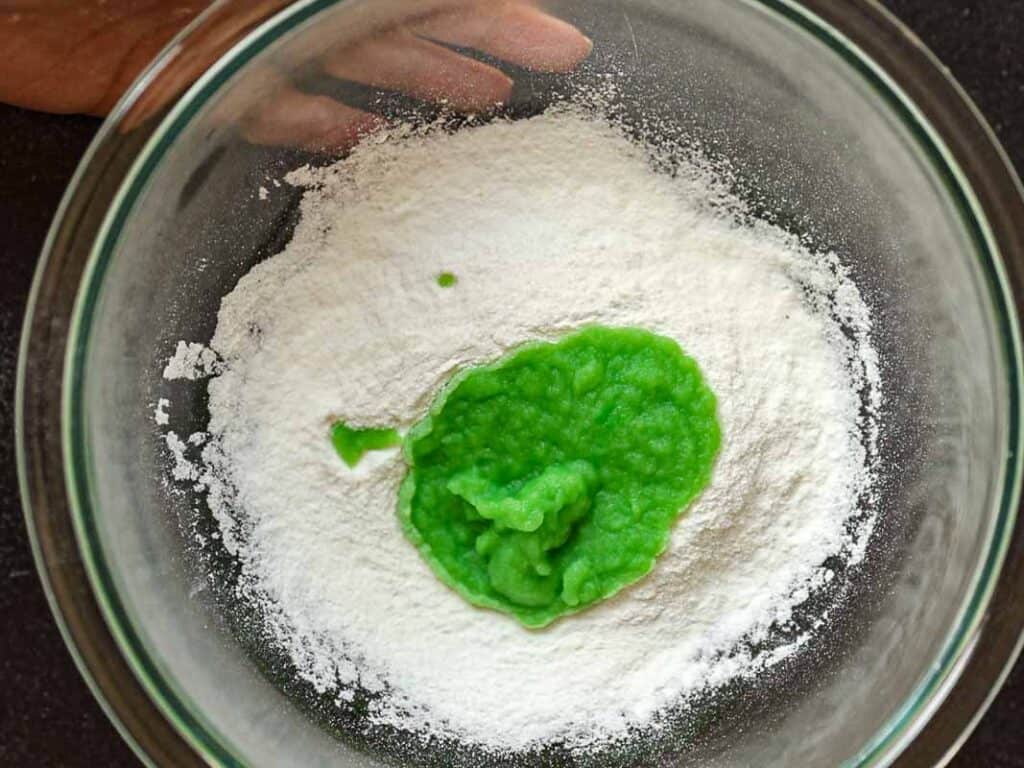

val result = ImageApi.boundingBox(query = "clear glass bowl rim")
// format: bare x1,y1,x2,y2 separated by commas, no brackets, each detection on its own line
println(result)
17,0,1024,766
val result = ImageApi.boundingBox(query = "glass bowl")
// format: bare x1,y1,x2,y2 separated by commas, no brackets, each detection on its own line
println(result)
17,0,1024,766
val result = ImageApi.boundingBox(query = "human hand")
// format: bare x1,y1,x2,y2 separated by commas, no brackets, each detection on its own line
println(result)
0,0,592,149
232,0,593,150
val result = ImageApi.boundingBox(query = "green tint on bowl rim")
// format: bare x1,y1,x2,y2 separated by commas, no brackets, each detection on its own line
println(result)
21,0,1024,765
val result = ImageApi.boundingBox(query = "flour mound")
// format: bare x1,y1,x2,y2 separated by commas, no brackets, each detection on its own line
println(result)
162,107,880,752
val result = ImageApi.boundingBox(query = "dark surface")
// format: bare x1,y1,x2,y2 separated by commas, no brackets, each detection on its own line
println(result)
1,1,1023,766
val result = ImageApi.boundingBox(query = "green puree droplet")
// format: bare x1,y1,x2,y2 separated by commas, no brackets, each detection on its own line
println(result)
398,326,721,628
437,271,457,288
331,421,402,467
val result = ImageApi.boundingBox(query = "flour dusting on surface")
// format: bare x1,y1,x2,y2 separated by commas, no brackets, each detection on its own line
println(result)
158,107,881,753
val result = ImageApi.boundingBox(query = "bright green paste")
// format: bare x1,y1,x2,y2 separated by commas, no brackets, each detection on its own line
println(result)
437,271,458,288
398,326,720,627
331,421,402,468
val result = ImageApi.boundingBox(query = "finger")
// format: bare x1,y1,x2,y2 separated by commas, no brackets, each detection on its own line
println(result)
324,29,513,112
121,0,294,130
240,79,384,152
411,2,592,73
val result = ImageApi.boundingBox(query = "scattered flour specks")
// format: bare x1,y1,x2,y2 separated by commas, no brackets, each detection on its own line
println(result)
159,107,881,753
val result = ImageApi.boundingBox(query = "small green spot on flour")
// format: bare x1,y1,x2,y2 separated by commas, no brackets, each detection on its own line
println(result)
331,421,402,467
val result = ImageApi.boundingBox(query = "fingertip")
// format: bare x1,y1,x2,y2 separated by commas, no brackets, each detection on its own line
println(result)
304,111,387,153
325,33,515,113
516,7,594,73
242,87,384,153
412,3,594,75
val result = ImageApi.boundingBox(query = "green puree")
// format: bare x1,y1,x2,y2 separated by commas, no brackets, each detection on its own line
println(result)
398,326,720,627
331,422,402,467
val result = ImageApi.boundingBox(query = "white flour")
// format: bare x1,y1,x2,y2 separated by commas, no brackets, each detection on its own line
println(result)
161,108,880,752
163,340,221,380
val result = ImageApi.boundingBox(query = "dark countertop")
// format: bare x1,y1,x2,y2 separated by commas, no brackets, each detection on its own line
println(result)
1,2,1022,766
